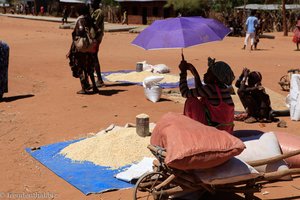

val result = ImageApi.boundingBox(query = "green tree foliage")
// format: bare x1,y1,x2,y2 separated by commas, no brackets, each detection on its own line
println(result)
166,0,295,17
165,0,210,16
101,0,118,6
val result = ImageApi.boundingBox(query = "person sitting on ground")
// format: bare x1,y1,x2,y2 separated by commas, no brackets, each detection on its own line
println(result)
235,68,272,123
179,57,235,134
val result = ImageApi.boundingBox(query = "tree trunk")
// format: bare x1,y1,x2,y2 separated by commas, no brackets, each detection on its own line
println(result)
282,0,288,36
242,0,248,32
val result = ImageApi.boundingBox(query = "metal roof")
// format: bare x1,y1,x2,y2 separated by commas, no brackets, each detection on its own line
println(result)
115,0,167,2
235,4,300,10
60,0,91,3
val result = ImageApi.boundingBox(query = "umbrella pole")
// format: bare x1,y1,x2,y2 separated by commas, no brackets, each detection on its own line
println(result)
181,48,185,61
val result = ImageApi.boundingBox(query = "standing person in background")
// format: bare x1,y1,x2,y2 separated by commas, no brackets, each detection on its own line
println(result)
40,6,44,16
62,6,69,25
67,5,99,94
253,12,263,50
0,41,9,101
179,57,235,134
292,20,300,51
242,10,258,51
91,2,105,87
121,10,128,25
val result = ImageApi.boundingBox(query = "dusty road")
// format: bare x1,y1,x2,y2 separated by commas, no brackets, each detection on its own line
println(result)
0,16,300,199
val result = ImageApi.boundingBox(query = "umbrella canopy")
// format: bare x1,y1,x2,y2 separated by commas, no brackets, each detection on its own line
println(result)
132,16,231,50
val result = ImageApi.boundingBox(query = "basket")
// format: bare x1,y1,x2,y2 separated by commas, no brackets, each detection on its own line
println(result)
144,86,162,103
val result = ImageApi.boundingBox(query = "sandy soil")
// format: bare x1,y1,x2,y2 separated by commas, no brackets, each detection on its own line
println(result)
0,16,300,200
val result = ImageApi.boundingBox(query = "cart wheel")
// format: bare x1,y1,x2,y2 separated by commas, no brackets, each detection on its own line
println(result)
244,193,254,200
133,172,167,200
279,75,290,91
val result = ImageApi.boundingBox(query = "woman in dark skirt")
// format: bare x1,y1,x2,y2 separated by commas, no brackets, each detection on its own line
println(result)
0,41,9,101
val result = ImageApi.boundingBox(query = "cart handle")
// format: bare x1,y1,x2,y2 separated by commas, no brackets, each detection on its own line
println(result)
247,149,300,167
148,144,166,157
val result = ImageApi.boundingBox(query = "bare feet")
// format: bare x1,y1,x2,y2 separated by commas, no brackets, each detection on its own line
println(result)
244,116,257,123
93,87,100,94
76,89,88,94
96,80,105,88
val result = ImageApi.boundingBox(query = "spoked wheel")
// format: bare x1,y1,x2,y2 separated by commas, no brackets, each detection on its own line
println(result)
278,75,290,91
133,172,168,200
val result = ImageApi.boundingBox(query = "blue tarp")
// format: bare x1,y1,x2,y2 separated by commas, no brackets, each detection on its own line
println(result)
26,139,133,195
102,70,195,88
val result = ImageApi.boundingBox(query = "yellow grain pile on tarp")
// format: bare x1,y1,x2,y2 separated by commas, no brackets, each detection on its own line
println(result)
60,127,153,169
105,71,180,84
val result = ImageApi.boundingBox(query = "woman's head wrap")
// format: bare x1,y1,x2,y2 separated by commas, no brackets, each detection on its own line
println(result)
248,71,262,84
207,57,235,85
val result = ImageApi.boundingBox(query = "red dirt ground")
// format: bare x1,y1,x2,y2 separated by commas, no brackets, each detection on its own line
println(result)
0,16,300,200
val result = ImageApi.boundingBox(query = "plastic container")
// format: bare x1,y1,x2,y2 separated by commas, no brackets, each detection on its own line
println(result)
136,62,144,72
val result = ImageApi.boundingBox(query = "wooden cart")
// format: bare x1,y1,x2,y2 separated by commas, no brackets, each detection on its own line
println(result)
133,145,300,200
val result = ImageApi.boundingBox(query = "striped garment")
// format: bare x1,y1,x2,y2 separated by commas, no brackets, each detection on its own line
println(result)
179,72,234,106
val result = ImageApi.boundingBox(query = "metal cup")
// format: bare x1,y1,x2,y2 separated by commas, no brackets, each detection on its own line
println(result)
136,62,143,72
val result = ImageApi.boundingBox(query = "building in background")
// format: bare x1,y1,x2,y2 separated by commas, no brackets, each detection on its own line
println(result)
114,0,175,25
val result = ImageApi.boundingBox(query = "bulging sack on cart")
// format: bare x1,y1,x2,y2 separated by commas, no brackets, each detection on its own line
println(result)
235,132,291,180
150,112,246,170
194,157,260,185
274,131,300,168
289,74,300,121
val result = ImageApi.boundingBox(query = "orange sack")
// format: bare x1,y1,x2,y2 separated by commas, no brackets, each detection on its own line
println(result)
150,112,245,170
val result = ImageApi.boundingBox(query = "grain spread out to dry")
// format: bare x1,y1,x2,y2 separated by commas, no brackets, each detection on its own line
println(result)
60,127,154,169
105,71,180,83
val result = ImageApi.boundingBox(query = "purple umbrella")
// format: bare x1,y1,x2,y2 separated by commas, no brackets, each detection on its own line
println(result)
132,16,231,58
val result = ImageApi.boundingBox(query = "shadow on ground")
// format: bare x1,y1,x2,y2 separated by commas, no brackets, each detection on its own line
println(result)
1,94,35,102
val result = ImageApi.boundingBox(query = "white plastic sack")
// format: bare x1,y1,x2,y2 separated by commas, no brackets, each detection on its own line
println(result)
289,74,300,121
115,157,155,182
236,132,291,180
194,157,259,185
143,76,164,88
152,64,170,74
144,86,162,103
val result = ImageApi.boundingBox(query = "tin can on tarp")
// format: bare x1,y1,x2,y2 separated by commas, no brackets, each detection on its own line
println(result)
136,113,150,137
136,62,143,72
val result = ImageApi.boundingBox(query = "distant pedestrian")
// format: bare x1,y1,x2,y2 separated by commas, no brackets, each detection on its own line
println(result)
25,4,29,15
91,2,105,87
31,6,35,15
242,10,258,51
292,20,300,51
0,41,9,101
121,10,128,25
62,6,69,24
67,5,99,94
253,12,263,50
40,6,44,16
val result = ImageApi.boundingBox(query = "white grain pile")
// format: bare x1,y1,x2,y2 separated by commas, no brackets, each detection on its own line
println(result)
105,71,179,83
60,127,154,169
